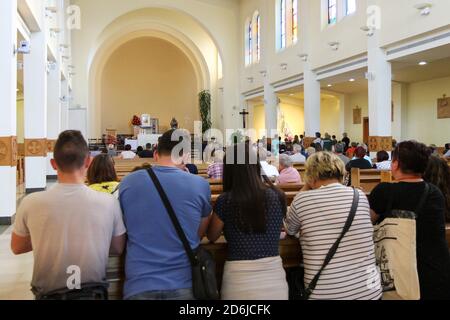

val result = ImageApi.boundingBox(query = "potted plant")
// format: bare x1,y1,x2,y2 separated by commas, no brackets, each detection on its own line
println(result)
131,115,142,138
199,90,212,134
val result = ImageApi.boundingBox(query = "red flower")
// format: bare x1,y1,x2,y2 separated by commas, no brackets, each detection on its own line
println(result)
131,115,142,126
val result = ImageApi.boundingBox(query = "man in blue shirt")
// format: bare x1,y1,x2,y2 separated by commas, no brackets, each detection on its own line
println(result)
119,130,212,300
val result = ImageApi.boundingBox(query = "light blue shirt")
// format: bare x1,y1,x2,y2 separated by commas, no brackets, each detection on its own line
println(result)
119,167,212,299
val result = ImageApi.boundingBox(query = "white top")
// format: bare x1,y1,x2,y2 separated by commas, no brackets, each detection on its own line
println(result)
260,161,280,177
14,184,126,295
444,150,450,158
121,150,137,159
290,153,306,164
284,184,382,300
376,160,391,171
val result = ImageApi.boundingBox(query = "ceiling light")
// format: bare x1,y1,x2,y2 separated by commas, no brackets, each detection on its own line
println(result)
349,78,355,82
414,3,432,16
289,93,295,96
418,61,427,66
327,84,333,87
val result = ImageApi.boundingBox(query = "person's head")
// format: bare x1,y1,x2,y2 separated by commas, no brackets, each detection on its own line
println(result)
293,144,302,154
343,132,348,138
137,146,144,153
124,144,132,151
213,149,225,163
294,135,299,141
315,132,321,139
324,133,331,140
351,142,358,148
391,140,432,179
100,148,108,154
355,146,366,159
51,130,90,178
145,143,152,150
335,143,344,155
279,154,293,171
305,152,346,188
300,135,304,139
332,135,336,140
258,146,268,161
376,150,390,163
444,143,450,151
424,155,450,222
87,154,118,185
155,129,190,164
223,143,284,233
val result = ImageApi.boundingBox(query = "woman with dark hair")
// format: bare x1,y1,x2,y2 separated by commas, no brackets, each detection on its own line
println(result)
444,143,450,158
207,144,288,300
87,154,119,194
369,141,450,300
424,155,450,223
374,150,391,170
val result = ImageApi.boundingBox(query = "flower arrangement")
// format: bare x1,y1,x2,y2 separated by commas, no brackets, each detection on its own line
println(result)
131,115,141,126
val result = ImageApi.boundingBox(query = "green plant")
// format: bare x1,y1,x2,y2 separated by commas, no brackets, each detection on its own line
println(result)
199,90,212,133
230,130,244,144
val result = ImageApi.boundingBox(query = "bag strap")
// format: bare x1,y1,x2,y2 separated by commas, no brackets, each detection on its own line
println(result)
305,188,360,297
146,167,197,266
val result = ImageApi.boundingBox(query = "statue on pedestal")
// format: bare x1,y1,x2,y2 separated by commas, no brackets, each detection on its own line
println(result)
170,117,179,130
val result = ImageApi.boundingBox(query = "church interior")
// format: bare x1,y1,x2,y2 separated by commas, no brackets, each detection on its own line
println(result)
1,0,450,302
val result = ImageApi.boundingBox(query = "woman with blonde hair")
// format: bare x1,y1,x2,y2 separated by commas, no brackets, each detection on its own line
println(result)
284,152,381,300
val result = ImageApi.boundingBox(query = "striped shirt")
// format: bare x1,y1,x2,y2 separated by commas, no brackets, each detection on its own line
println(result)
284,183,382,300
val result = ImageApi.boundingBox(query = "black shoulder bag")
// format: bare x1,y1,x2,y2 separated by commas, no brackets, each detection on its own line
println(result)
147,168,220,300
291,188,360,300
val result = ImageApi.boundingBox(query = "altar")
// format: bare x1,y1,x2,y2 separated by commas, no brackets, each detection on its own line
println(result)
137,133,162,147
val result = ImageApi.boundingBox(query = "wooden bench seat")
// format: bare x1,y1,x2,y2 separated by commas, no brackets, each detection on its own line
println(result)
107,236,302,300
351,168,392,193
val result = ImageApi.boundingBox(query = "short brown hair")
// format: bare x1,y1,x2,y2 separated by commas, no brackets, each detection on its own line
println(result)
87,154,118,184
392,141,431,175
54,130,89,173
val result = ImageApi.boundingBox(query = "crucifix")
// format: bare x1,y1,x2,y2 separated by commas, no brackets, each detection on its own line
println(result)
239,109,249,129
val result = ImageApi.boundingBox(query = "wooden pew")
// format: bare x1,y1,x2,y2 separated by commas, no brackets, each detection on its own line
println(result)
351,168,392,194
107,236,302,300
446,224,450,249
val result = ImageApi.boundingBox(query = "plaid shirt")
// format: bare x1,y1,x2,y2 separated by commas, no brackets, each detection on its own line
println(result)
207,163,224,179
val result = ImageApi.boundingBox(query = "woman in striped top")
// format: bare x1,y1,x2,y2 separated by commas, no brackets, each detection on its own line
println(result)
284,152,382,300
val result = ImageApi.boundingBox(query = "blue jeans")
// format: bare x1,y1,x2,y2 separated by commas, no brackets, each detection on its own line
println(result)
127,289,195,300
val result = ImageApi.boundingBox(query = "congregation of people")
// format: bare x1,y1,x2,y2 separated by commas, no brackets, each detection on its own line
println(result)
10,128,450,301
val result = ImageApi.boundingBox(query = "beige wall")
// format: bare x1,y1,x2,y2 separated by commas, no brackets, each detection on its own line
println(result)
406,76,450,146
101,37,200,134
344,77,450,146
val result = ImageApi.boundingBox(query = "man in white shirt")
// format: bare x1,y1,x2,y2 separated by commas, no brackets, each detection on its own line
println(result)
120,144,137,160
11,130,126,300
289,145,306,164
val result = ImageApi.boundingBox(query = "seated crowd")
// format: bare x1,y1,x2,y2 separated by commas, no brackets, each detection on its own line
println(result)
10,129,450,300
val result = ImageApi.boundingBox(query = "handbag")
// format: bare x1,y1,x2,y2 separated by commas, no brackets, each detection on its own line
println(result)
147,168,220,300
290,188,360,300
373,183,429,300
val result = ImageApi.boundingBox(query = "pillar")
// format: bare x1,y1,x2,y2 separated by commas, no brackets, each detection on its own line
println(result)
46,60,61,178
0,0,18,224
367,32,393,155
303,62,321,146
60,80,69,131
263,81,278,139
24,20,48,193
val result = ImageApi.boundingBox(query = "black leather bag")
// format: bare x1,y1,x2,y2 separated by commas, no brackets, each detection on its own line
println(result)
290,188,360,300
147,168,220,300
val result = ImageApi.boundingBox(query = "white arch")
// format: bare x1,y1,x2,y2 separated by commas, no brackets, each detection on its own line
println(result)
87,8,219,137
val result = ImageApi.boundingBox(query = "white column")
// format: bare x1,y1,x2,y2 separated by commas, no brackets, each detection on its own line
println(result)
24,26,48,193
303,63,321,137
263,81,278,138
0,0,17,223
46,60,61,178
60,79,69,131
368,32,392,154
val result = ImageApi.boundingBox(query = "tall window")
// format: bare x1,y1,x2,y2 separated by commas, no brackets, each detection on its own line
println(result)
245,20,253,66
280,0,286,49
345,0,356,15
328,0,337,25
255,14,261,62
292,0,298,44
